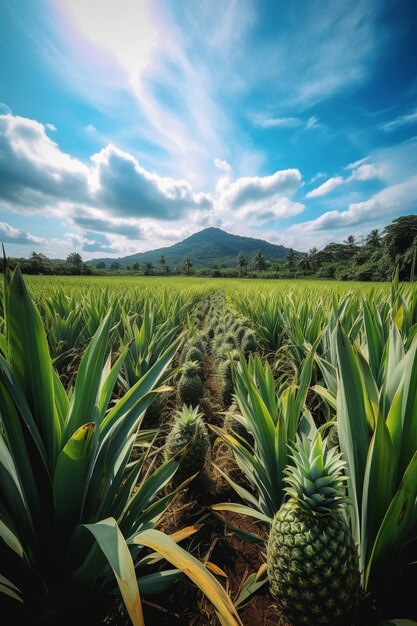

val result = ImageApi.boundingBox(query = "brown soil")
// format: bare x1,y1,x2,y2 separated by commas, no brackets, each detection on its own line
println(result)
139,312,284,626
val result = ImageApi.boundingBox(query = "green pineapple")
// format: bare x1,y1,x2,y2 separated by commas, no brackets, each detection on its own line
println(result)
178,361,204,406
185,346,204,364
267,432,361,626
241,329,257,354
219,349,240,407
165,405,210,485
235,325,247,343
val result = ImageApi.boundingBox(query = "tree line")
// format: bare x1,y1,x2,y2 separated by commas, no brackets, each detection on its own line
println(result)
2,215,416,281
238,214,417,282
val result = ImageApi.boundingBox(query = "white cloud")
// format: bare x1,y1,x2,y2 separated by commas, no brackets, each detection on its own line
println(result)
91,143,212,219
46,123,57,131
306,161,385,198
255,115,320,131
0,113,306,238
234,196,305,221
310,171,327,183
256,116,302,129
345,156,369,170
219,168,302,210
349,162,385,181
214,158,231,173
0,222,46,245
214,168,304,224
293,175,417,232
306,176,345,198
0,112,212,221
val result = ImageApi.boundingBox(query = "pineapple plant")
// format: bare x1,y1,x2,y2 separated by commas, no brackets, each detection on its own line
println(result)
185,345,204,364
165,405,211,485
267,432,361,626
178,360,204,406
224,331,237,348
219,349,240,407
235,324,248,343
241,329,257,354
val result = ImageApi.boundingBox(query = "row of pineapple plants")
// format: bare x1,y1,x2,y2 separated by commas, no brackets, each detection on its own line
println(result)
0,267,242,626
214,282,417,624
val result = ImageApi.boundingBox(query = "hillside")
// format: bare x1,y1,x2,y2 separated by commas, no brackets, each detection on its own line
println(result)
90,227,295,268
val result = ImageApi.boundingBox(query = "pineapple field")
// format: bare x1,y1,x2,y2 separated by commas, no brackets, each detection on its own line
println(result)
1,268,417,626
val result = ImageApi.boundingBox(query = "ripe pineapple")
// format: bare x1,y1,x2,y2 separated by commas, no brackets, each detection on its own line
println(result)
267,432,361,626
165,405,210,485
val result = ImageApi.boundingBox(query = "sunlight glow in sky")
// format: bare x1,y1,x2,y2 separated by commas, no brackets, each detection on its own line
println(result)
1,0,417,257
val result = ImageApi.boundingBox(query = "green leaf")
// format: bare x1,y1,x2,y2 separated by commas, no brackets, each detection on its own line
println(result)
5,268,59,468
234,564,268,608
100,335,182,438
131,528,243,626
63,313,112,443
336,324,370,545
84,518,144,626
366,451,417,588
137,569,181,596
361,411,396,572
54,423,96,542
212,503,271,524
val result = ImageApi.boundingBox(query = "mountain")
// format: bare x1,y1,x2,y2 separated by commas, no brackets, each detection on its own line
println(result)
89,227,296,269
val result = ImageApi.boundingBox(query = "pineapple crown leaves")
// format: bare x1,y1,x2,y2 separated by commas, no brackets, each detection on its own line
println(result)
173,404,204,431
284,432,349,516
181,360,201,378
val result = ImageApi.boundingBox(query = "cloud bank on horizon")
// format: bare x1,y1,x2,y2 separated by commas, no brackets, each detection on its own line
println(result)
0,0,417,258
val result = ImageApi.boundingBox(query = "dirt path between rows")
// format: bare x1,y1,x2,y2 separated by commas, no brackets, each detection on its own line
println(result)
141,312,285,626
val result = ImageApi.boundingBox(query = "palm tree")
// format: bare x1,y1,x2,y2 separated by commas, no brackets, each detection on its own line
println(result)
237,253,248,276
253,251,268,271
66,252,83,271
298,253,310,272
183,258,193,275
366,229,382,248
344,235,357,250
144,262,153,275
285,248,295,269
159,254,166,273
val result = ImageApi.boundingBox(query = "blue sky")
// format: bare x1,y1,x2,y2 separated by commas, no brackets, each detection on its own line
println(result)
1,0,417,258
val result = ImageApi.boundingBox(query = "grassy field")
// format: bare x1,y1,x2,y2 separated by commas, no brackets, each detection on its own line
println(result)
25,273,392,295
1,269,417,626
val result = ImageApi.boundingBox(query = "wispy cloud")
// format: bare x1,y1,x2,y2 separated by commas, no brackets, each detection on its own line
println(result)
306,176,345,198
256,116,302,129
255,115,320,131
380,107,417,132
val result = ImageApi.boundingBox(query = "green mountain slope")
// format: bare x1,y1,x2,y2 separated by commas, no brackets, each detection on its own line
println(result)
89,227,295,268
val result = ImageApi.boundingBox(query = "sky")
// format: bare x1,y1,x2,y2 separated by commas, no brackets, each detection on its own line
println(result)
1,0,417,259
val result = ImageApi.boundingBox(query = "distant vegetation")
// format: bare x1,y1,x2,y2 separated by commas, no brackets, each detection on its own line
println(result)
2,214,417,281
